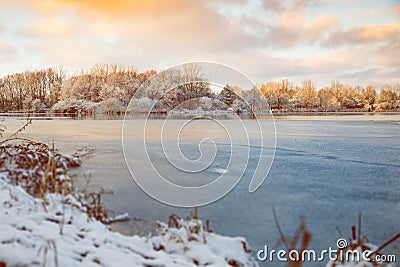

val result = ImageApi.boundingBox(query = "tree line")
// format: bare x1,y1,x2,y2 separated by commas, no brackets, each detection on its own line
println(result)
260,79,400,112
0,64,399,113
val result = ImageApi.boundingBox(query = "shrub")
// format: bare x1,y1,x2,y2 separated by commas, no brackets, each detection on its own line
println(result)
96,98,124,114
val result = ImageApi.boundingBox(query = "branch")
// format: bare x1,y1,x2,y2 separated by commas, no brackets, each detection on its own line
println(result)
273,206,289,250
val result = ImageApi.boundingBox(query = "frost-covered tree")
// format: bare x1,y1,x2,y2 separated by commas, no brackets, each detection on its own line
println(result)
376,86,399,111
212,99,226,110
174,64,211,108
361,85,376,111
31,99,47,113
199,96,213,111
219,84,241,107
144,69,181,101
97,98,124,114
127,97,155,113
242,87,268,113
260,80,291,110
231,98,245,113
145,64,210,111
60,64,150,104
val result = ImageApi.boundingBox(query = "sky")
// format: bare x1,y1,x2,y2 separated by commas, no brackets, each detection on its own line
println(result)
0,0,399,88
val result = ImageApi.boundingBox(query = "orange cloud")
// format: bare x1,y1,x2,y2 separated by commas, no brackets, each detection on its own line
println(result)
19,0,252,52
354,22,400,42
2,0,398,87
28,0,196,16
19,16,76,38
305,15,341,42
15,0,254,73
325,21,400,45
393,3,400,15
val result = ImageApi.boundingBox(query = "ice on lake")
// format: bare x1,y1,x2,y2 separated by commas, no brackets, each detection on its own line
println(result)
4,115,400,266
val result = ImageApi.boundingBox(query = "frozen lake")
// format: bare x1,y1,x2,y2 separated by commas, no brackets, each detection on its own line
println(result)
7,115,400,266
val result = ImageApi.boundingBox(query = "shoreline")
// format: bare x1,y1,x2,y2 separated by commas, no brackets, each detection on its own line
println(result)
1,111,400,118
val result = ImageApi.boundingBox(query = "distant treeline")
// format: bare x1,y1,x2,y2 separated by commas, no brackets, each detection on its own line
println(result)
0,64,399,113
260,79,400,112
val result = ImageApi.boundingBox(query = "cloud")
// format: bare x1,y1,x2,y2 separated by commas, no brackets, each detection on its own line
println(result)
325,21,400,46
262,0,285,12
265,14,340,47
336,67,400,87
0,0,398,87
0,40,18,60
19,16,77,38
371,33,400,66
23,0,173,15
0,22,5,33
209,37,400,87
259,0,341,47
262,0,319,13
50,1,249,48
262,2,305,47
393,2,400,15
16,0,257,64
305,15,341,42
28,0,213,17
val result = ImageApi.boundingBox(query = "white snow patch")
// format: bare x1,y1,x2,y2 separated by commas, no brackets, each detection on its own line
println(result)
0,176,258,267
212,168,228,174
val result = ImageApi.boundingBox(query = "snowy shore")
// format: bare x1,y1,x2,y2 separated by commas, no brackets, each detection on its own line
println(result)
0,176,258,267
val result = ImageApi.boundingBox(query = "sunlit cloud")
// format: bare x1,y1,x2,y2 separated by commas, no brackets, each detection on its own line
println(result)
0,40,18,61
19,16,77,38
24,0,189,15
325,21,400,45
305,15,341,42
393,2,400,15
0,0,398,87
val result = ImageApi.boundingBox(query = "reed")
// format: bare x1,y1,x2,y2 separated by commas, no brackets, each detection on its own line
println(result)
331,213,400,267
0,119,112,224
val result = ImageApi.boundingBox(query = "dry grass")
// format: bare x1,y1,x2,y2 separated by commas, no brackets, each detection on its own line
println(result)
0,118,113,224
273,207,312,267
154,208,252,267
164,208,211,244
273,209,399,267
0,141,80,197
331,213,400,267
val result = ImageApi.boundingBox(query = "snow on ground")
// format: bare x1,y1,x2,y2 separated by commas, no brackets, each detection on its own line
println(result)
0,176,258,267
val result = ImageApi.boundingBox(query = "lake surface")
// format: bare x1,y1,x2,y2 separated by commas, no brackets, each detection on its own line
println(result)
5,115,400,266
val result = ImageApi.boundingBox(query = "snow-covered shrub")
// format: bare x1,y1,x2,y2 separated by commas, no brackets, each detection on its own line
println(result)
232,98,246,113
152,212,256,267
199,96,213,111
96,98,124,114
79,99,98,113
0,141,81,197
99,83,125,102
212,99,227,110
0,183,259,267
31,99,47,113
127,97,155,113
51,99,97,114
375,102,394,112
51,100,69,113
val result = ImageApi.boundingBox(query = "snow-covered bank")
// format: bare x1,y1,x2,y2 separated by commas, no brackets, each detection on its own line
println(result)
0,176,258,267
